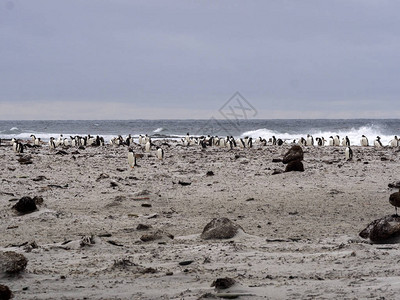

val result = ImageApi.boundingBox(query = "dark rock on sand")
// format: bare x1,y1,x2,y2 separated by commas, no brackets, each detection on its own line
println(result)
17,155,33,165
136,224,151,231
140,230,174,242
272,158,282,163
359,214,400,243
389,191,400,215
12,196,39,214
285,160,304,172
206,171,214,176
0,251,28,274
282,145,304,164
0,284,12,300
388,181,400,189
211,277,236,290
201,218,244,240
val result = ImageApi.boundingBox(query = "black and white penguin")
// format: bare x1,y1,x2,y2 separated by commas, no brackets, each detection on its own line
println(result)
49,137,56,149
374,136,383,147
333,135,340,146
316,137,323,146
128,148,137,168
360,135,369,147
328,136,334,146
145,140,151,153
247,137,253,148
125,134,132,146
237,138,245,148
277,138,284,146
345,136,350,147
345,146,353,161
306,134,314,146
271,136,277,146
389,136,399,147
156,147,164,160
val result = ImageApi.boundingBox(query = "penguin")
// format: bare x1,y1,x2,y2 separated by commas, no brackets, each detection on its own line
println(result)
128,148,137,168
238,138,246,148
63,138,69,147
297,137,306,146
247,137,253,148
306,134,314,146
12,138,17,152
156,147,164,160
271,136,277,145
219,138,226,148
49,137,56,149
345,146,353,161
185,133,190,143
227,139,233,150
316,137,323,146
360,135,369,147
345,136,350,147
333,135,340,146
145,141,151,153
125,134,132,146
389,136,399,147
374,136,383,147
277,138,284,146
30,134,36,143
328,136,334,146
230,137,237,147
200,139,207,149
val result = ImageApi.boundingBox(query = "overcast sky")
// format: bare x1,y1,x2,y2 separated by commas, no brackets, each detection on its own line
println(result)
1,0,400,119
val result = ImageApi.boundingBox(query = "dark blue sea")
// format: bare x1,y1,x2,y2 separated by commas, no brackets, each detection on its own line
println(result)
1,119,400,146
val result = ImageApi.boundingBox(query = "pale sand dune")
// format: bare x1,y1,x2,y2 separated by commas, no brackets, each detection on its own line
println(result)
1,142,400,299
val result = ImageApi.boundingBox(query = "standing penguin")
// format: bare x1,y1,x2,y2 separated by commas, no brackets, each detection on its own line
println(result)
360,135,369,147
306,134,314,146
128,148,137,168
156,147,164,160
49,137,56,150
344,136,350,147
374,136,383,147
345,147,353,161
389,136,399,147
145,140,151,153
328,136,334,146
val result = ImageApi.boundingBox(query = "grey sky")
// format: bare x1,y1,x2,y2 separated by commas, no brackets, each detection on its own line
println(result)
1,0,400,119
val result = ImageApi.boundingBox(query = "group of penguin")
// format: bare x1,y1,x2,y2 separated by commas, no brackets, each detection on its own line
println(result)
47,135,105,149
128,134,164,168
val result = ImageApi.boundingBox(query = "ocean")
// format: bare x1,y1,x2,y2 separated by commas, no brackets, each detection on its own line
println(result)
1,119,400,146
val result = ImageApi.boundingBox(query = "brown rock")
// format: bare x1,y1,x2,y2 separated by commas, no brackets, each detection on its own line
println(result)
200,218,243,240
0,285,12,300
211,277,236,289
285,160,304,172
0,251,28,274
140,230,174,242
282,145,304,164
359,215,400,243
12,196,37,214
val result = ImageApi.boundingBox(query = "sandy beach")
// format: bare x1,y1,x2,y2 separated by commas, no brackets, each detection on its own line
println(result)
1,140,400,299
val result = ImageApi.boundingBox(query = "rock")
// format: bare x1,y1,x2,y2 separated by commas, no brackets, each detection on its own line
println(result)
179,260,194,266
272,158,282,163
0,251,28,274
388,181,400,189
12,196,37,214
200,218,244,240
271,169,284,175
178,181,191,186
359,215,400,243
211,277,236,290
285,160,304,172
389,191,400,215
282,145,304,164
136,224,151,231
140,230,174,242
206,171,214,176
0,285,12,300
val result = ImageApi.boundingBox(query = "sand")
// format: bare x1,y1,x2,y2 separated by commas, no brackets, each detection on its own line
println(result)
1,140,400,299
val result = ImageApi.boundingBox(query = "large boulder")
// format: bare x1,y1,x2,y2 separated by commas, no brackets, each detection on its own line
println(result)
359,215,400,243
0,251,28,274
12,196,43,214
285,160,304,172
282,145,304,164
0,285,12,300
201,218,243,240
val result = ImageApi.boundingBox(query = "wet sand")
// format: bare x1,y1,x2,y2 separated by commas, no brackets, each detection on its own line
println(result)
1,141,400,299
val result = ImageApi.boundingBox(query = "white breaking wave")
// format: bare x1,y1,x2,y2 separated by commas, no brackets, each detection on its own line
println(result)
153,127,164,133
241,125,398,146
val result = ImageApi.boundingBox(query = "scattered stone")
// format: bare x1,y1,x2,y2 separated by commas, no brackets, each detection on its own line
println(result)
245,198,254,201
107,240,123,247
110,181,118,187
389,191,400,215
285,160,304,172
200,218,244,240
96,173,110,181
136,224,151,231
206,171,214,176
211,277,236,290
17,155,33,165
360,214,400,243
178,181,191,186
388,181,400,189
0,251,28,274
141,203,152,208
32,175,47,182
12,196,38,214
0,284,12,300
179,260,194,266
271,169,283,175
272,158,282,163
282,145,304,164
140,230,174,242
166,271,173,276
55,150,68,155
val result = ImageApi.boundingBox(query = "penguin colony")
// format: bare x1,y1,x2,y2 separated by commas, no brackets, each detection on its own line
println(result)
5,133,400,167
